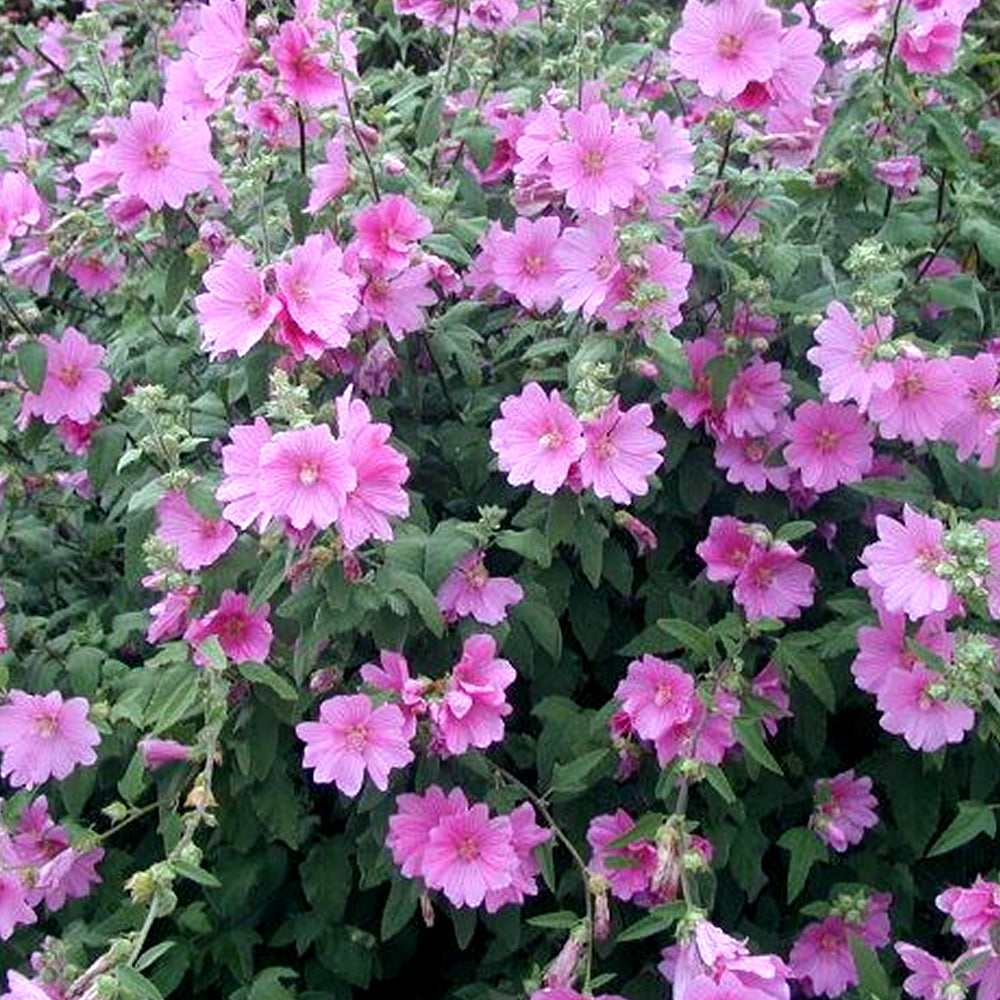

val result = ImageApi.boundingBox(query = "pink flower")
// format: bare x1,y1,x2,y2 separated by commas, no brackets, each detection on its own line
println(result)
789,917,856,997
362,262,438,338
483,802,551,911
354,195,432,270
763,14,824,108
334,388,410,548
147,586,198,644
874,155,922,195
665,337,724,429
579,398,665,503
139,738,192,769
807,301,893,410
669,0,783,100
936,878,1000,944
946,354,1000,467
783,401,874,492
432,634,517,755
19,328,110,425
0,875,36,941
155,490,237,570
297,694,414,796
679,973,781,1000
436,549,524,625
359,650,427,738
860,506,953,619
733,543,815,620
0,171,45,259
66,253,124,296
101,101,222,210
899,15,962,74
196,245,282,358
422,799,518,907
1,971,51,997
810,770,879,852
492,216,564,311
895,943,952,1000
548,103,650,216
490,382,585,495
815,0,889,43
275,235,359,349
270,20,343,108
723,360,789,437
0,690,100,788
188,0,250,98
644,111,695,197
258,424,356,530
851,611,952,695
615,655,696,741
876,665,975,751
306,136,352,213
216,417,273,530
586,809,658,902
751,662,792,736
184,590,273,665
697,516,762,583
714,426,790,493
555,215,621,318
867,356,964,444
387,786,467,878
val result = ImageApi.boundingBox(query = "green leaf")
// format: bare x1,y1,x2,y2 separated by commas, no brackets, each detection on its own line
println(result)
848,934,891,999
162,252,192,314
657,618,716,664
248,968,299,1000
733,717,783,775
776,644,835,712
249,547,288,609
514,599,562,661
575,521,607,588
705,354,738,409
778,827,827,902
150,668,201,732
495,528,551,566
526,911,582,930
415,94,445,148
546,491,579,546
963,218,1000,270
134,941,176,972
117,966,164,1000
616,902,686,943
16,340,47,393
550,748,610,796
703,765,737,805
381,877,420,941
923,106,971,167
239,662,298,702
382,567,444,637
606,812,664,848
172,859,222,888
926,800,998,857
775,520,815,543
87,425,128,493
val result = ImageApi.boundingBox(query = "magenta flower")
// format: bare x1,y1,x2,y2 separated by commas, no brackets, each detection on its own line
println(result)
275,235,359,349
432,634,517,755
894,943,953,1000
783,401,874,492
665,337,724,429
258,424,357,531
876,665,975,751
147,586,197,644
354,194,432,270
697,516,762,583
936,878,1000,944
669,0,782,100
270,20,342,108
490,382,585,495
362,261,438,338
789,917,856,997
815,0,889,43
102,101,222,210
555,215,621,318
0,691,100,788
436,549,524,625
387,786,467,878
946,354,1000,467
19,328,110,425
0,170,45,259
851,611,953,695
751,662,792,737
492,216,564,311
807,301,894,410
483,802,551,912
138,739,192,770
615,655,696,741
196,245,282,358
723,360,790,437
184,590,273,665
714,426,790,493
874,155,922,196
422,799,518,908
867,356,964,445
899,15,962,74
155,490,236,571
810,770,879,852
586,809,658,902
733,543,815,621
297,694,414,796
306,136,352,214
359,650,427,738
548,102,650,216
579,398,665,503
216,417,273,530
860,506,953,619
0,874,36,941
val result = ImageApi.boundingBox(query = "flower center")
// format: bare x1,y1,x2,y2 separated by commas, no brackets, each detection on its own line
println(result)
582,148,605,176
539,430,563,450
462,563,490,590
752,564,773,587
291,279,310,304
34,711,60,738
58,363,81,388
815,428,841,453
916,544,941,573
523,254,545,277
744,439,768,462
457,836,480,862
345,724,368,752
595,435,616,459
221,616,247,640
594,253,616,280
299,461,320,485
146,143,170,170
654,682,674,707
899,373,925,400
717,32,744,58
820,932,840,952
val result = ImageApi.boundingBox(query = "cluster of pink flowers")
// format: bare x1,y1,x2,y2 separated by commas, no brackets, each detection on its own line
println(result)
0,796,104,942
490,384,665,501
697,516,816,621
387,786,550,910
809,770,879,852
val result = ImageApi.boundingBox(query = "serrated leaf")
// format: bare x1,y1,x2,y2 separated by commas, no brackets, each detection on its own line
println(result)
778,826,827,902
926,801,997,858
616,902,686,943
239,662,298,702
733,717,783,775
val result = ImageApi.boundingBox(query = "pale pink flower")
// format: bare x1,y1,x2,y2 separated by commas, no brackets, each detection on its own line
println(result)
188,0,250,98
723,360,789,437
860,506,953,619
0,171,46,258
555,215,621,318
876,665,975,751
697,515,762,582
387,785,467,878
0,691,100,788
615,655,696,741
362,262,438,338
586,809,658,902
874,155,922,195
669,0,783,100
936,878,1000,944
184,590,273,665
899,15,962,74
216,417,273,530
164,54,225,118
654,689,741,767
334,387,410,548
483,802,551,912
102,101,223,210
733,543,815,621
147,585,198,644
851,611,952,695
19,328,110,425
436,549,524,625
807,301,894,410
579,398,665,503
714,426,790,493
548,102,650,216
353,194,432,270
763,13,824,108
810,770,879,852
422,800,518,907
306,136,352,214
0,875,36,941
359,650,427,738
492,216,564,311
895,943,952,1000
665,337,724,429
270,20,342,107
789,917,856,997
275,235,359,348
815,0,889,43
66,253,124,296
602,243,692,337
751,662,792,737
432,634,517,755
258,424,357,530
644,111,695,197
944,354,1000,466
156,490,237,570
490,382,585,495
783,401,874,492
297,693,414,796
196,244,282,358
868,356,964,444
139,738,192,769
